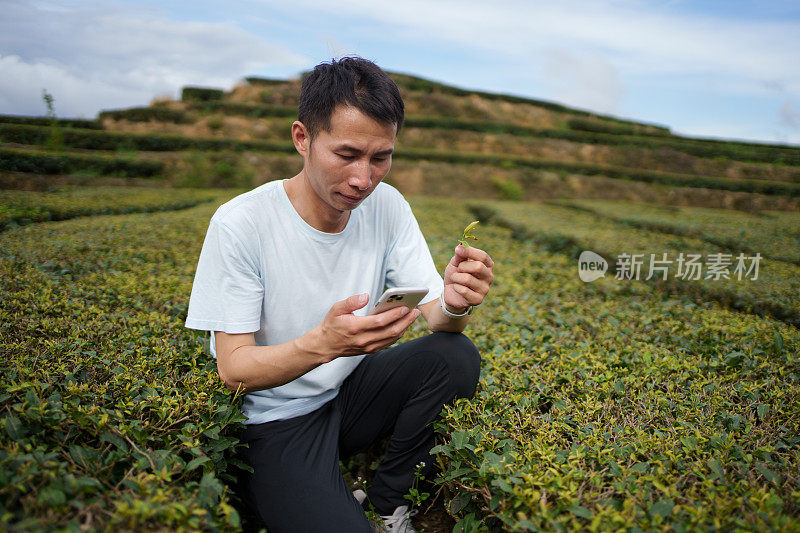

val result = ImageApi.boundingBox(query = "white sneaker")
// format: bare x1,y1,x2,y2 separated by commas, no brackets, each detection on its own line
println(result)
353,489,368,505
379,505,418,533
352,490,418,533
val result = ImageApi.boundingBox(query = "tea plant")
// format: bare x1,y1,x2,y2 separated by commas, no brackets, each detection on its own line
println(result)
1,192,798,531
459,220,479,248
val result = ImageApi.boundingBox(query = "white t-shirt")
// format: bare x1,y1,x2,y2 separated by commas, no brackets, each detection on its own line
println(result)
185,179,444,424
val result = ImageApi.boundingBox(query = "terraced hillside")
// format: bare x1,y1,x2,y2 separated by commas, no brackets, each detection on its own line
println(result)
2,72,799,211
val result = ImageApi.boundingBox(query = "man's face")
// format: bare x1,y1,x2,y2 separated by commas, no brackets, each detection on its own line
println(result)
299,104,397,215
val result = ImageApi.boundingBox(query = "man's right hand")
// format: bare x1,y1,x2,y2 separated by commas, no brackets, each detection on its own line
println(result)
303,293,421,363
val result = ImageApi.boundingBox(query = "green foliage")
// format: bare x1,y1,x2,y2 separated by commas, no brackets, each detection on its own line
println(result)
394,148,800,197
412,117,800,166
174,100,798,167
472,199,800,328
188,101,298,118
181,86,225,102
1,192,799,530
26,121,776,201
0,193,253,530
554,199,800,266
567,117,671,137
459,220,480,248
405,195,800,531
0,123,294,154
41,89,64,151
99,107,192,124
206,116,224,132
174,151,256,188
244,76,288,86
0,114,100,129
403,461,430,510
490,176,523,201
0,146,164,177
0,186,229,232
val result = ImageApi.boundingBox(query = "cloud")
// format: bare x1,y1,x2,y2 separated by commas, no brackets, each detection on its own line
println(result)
779,99,800,129
0,53,146,118
321,35,359,61
255,0,800,98
0,1,308,117
543,48,627,113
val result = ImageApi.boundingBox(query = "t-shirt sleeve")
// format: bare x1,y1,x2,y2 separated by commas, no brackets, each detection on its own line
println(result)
185,219,263,333
384,199,444,306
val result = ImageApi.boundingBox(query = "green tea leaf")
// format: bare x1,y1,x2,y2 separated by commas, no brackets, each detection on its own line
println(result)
459,220,480,248
650,499,674,518
570,505,592,519
774,331,784,353
450,492,471,514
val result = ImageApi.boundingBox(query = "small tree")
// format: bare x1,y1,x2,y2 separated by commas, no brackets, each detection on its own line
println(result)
42,89,64,150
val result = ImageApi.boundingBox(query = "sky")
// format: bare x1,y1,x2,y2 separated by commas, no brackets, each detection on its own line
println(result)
1,0,799,145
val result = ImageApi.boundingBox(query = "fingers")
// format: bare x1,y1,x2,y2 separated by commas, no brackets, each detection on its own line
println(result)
448,246,495,295
454,259,494,284
331,293,369,316
455,244,495,270
447,249,494,291
450,283,485,306
359,306,421,352
366,305,417,329
449,271,491,294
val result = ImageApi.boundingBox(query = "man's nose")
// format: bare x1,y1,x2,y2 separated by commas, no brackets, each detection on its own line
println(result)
349,160,372,190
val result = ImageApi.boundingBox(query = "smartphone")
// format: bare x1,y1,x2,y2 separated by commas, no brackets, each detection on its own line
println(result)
368,287,429,315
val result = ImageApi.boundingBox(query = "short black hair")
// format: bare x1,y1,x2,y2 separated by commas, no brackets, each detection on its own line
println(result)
298,56,404,141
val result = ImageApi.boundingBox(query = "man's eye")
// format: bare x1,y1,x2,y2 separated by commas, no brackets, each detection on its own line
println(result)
373,157,388,162
337,154,355,160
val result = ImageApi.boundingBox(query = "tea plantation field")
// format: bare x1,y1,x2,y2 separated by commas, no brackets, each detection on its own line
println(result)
1,186,798,531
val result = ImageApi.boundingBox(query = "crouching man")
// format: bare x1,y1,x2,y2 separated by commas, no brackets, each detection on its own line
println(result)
185,56,495,532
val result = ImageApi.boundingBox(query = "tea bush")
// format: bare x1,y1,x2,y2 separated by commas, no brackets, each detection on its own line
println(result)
99,107,192,124
180,87,224,102
188,102,297,119
1,198,250,531
0,114,100,129
1,191,798,531
469,200,800,328
0,187,231,231
567,118,671,137
0,123,293,154
10,123,798,197
0,146,163,177
178,102,800,166
243,77,287,86
553,199,800,266
406,196,800,531
395,149,800,197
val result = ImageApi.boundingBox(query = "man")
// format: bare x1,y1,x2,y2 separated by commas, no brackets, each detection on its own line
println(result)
185,57,495,532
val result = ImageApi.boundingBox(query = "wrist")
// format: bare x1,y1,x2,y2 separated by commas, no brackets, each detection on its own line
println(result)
294,328,333,365
439,292,472,318
445,303,468,314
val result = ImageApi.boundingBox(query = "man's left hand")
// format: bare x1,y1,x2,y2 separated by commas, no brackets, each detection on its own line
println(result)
442,244,495,312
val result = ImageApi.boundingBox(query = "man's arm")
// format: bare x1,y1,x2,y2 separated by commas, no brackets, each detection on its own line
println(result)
419,243,494,333
215,293,420,393
215,330,326,393
418,298,471,332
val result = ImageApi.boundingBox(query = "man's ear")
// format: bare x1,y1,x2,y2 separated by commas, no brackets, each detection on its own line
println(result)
291,121,310,156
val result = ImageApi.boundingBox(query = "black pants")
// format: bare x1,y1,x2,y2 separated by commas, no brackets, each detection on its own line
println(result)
231,331,481,533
